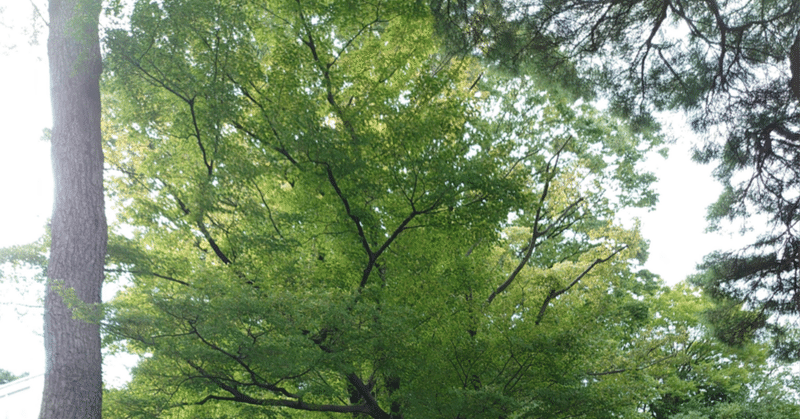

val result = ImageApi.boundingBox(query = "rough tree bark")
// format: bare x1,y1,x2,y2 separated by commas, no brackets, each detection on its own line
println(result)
40,0,105,418
791,30,800,100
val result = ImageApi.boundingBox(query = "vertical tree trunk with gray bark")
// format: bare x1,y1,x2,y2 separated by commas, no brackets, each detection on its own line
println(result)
40,0,105,418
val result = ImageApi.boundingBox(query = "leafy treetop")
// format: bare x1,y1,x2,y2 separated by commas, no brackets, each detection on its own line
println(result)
99,0,672,418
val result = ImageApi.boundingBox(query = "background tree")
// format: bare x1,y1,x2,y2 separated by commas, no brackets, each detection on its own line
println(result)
642,284,800,419
429,0,800,355
41,0,106,417
0,369,29,385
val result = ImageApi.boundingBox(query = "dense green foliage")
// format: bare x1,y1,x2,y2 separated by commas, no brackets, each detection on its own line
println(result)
0,0,784,417
91,1,800,418
0,0,797,417
3,1,797,417
97,0,679,417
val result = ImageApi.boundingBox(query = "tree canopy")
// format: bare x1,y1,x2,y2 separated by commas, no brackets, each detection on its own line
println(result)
90,0,800,418
2,0,798,417
96,0,682,417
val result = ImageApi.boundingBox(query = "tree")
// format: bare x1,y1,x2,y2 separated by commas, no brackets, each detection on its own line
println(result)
99,1,669,417
428,0,800,352
40,0,106,417
0,369,29,385
642,284,800,419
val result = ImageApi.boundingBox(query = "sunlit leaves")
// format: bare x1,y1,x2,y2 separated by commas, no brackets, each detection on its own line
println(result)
98,1,703,418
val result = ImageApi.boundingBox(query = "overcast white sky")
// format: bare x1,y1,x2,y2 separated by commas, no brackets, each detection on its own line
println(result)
0,1,750,385
0,24,50,380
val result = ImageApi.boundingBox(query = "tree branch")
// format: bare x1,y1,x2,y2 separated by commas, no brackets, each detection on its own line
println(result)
535,245,628,325
188,324,300,399
104,268,190,286
345,372,393,419
184,360,373,414
487,141,574,304
189,393,373,413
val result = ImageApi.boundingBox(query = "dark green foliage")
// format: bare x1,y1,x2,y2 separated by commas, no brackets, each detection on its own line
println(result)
428,0,594,100
428,0,800,338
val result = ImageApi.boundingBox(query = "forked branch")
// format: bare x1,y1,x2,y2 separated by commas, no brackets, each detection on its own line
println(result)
535,245,628,325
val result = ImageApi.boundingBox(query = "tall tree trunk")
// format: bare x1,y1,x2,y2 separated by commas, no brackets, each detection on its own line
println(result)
40,0,105,418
